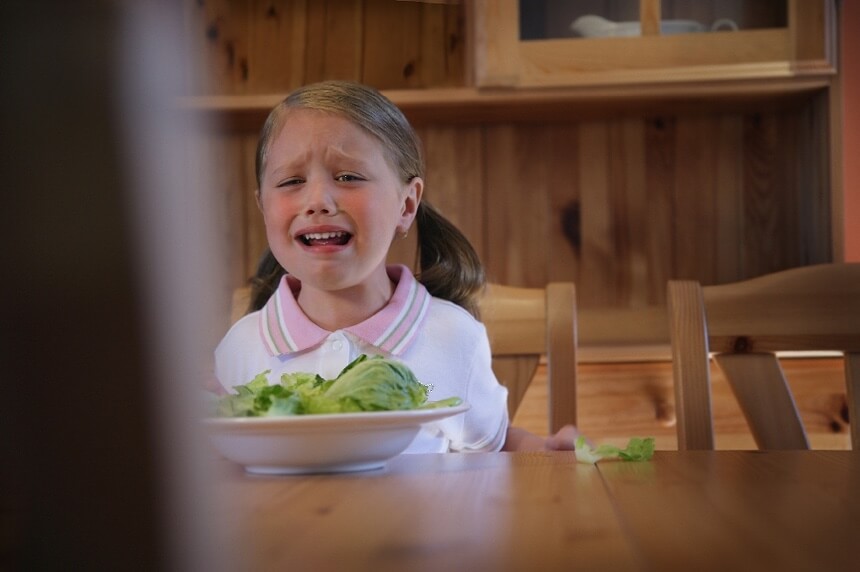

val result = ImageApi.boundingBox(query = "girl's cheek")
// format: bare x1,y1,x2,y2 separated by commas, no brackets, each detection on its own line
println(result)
262,193,297,215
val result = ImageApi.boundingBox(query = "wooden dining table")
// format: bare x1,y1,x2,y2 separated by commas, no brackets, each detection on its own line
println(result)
211,450,860,571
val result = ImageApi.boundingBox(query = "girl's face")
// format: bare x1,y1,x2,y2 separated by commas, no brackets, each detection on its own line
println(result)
257,108,422,295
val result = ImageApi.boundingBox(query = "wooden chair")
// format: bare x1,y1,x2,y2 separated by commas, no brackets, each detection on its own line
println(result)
230,282,578,433
479,282,578,433
667,263,860,450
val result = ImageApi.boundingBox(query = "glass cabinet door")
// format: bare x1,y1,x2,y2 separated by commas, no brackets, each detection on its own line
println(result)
521,0,788,40
473,0,834,88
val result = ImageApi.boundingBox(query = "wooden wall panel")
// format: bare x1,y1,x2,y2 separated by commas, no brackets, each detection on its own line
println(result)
799,93,833,262
742,112,779,275
578,122,615,305
784,97,832,266
344,0,466,88
419,126,485,254
610,119,649,306
576,118,670,306
714,115,744,283
246,0,308,92
183,0,312,92
742,111,794,276
302,0,329,83
673,115,722,283
184,0,464,94
482,126,518,283
484,125,553,285
185,0,253,94
318,0,368,83
643,118,675,305
422,4,467,87
777,108,804,269
515,124,582,286
545,125,581,284
452,108,828,311
363,0,423,88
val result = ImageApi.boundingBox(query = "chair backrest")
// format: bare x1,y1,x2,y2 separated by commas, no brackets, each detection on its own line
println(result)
479,282,578,433
667,263,860,450
230,282,579,433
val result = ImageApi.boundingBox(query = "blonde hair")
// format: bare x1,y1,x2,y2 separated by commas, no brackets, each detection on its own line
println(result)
252,81,485,317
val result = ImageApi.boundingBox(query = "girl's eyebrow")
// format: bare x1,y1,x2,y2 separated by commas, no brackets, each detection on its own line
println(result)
265,163,299,184
265,142,377,181
323,145,371,166
266,148,311,178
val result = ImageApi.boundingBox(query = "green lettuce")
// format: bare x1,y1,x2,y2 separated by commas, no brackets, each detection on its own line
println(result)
216,355,461,417
575,436,655,464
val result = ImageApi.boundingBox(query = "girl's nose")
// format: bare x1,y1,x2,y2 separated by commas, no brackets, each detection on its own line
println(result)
304,178,338,215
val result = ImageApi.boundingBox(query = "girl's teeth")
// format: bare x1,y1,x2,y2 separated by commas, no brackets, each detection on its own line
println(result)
305,231,344,240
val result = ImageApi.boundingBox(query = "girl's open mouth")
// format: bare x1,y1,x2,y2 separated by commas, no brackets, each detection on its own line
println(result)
299,231,352,246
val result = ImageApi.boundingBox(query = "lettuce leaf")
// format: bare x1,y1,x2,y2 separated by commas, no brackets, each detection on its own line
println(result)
216,355,461,417
575,436,655,464
318,357,429,412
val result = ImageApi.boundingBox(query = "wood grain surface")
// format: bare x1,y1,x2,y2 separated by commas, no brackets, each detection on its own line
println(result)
212,450,860,571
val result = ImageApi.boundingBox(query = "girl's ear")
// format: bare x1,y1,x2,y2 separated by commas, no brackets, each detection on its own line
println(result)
255,189,263,213
398,177,423,233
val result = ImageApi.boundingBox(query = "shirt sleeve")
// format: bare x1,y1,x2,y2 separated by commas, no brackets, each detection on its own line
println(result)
447,323,510,452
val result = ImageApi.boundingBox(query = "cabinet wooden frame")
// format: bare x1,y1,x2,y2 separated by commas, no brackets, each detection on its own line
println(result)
471,0,837,89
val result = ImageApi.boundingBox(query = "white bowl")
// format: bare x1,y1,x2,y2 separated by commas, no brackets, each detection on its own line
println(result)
204,403,470,475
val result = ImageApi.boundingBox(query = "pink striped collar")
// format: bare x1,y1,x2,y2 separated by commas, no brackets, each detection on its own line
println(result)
258,265,431,357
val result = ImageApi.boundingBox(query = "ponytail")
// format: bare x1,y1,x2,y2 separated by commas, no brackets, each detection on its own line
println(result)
247,249,285,314
415,202,485,318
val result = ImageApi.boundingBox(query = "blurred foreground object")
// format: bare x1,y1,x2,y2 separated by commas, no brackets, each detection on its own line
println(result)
0,2,228,570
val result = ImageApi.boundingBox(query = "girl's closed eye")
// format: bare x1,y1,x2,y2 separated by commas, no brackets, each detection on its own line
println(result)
276,177,305,188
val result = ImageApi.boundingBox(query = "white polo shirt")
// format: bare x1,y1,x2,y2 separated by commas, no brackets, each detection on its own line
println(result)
214,265,509,452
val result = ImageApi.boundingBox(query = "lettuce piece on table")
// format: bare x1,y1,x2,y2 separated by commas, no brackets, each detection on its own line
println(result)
575,436,655,464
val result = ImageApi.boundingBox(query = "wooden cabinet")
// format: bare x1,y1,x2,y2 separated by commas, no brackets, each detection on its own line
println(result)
472,0,836,88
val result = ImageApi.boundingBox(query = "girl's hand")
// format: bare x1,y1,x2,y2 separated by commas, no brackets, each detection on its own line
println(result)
543,424,583,451
503,425,584,451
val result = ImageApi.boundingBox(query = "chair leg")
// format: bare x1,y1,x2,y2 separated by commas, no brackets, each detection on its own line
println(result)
668,280,715,450
546,282,577,432
715,353,809,450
